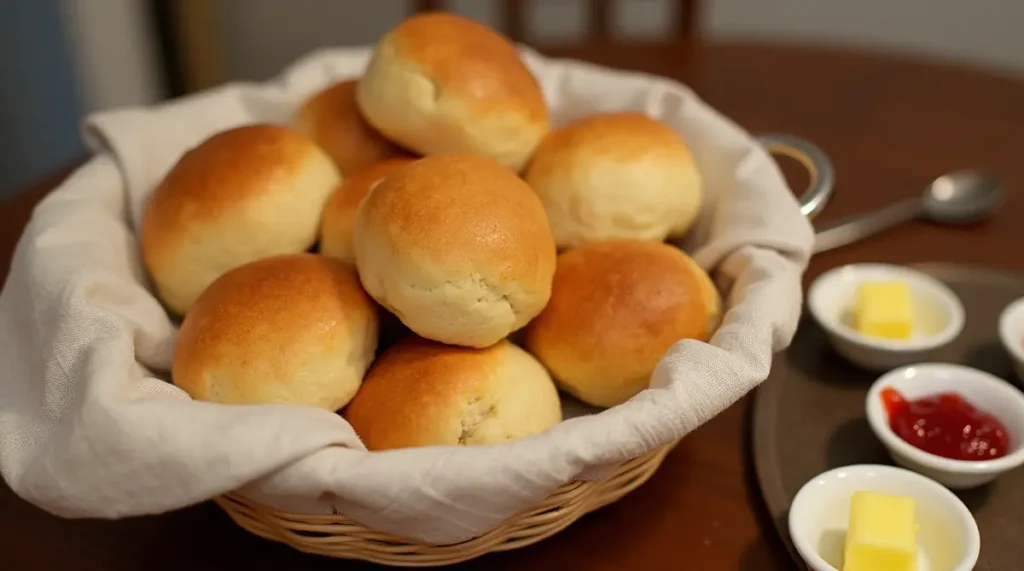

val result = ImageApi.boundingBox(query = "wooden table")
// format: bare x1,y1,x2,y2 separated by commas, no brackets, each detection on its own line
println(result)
2,42,1023,571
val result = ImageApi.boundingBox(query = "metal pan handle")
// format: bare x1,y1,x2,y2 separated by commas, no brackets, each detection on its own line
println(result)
756,133,835,220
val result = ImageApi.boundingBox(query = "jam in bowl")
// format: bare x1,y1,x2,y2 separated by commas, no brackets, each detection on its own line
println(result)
880,387,1010,462
866,363,1024,489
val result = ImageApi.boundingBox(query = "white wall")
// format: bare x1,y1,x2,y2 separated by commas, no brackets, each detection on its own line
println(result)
52,0,1024,113
208,0,1024,82
705,0,1024,76
59,0,166,112
214,0,414,81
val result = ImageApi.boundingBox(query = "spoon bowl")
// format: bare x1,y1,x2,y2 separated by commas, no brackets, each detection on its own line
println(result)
923,169,1003,225
814,169,1003,253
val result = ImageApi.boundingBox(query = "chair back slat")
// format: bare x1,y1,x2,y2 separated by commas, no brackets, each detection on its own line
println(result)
414,0,698,45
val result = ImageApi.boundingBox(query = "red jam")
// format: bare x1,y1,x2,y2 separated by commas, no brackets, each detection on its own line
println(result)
881,387,1011,461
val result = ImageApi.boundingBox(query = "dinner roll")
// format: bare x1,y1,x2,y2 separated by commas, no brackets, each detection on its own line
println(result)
293,78,407,174
357,12,549,172
524,112,703,249
524,240,721,408
140,124,340,315
173,253,378,410
344,337,562,450
354,154,556,348
319,157,416,264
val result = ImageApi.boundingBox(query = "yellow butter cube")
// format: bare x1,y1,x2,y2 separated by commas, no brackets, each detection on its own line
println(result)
853,281,914,340
843,491,918,571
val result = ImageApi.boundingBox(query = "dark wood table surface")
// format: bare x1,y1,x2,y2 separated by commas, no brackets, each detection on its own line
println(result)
3,41,1024,571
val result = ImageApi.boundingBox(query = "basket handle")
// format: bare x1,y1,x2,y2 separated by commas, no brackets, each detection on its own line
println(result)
756,133,835,220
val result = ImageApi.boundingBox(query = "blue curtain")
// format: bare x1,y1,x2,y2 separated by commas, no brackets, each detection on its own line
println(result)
0,0,86,197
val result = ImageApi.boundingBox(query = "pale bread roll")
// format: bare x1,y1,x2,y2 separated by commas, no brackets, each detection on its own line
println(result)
319,157,416,264
524,240,721,408
353,154,557,348
343,337,562,450
356,12,549,172
173,253,379,410
293,78,408,174
140,124,340,315
524,112,703,249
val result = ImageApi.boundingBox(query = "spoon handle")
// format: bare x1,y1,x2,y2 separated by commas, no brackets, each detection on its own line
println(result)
814,199,924,254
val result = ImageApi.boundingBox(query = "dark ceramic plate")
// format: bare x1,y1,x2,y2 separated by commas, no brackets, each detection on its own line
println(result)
752,263,1024,571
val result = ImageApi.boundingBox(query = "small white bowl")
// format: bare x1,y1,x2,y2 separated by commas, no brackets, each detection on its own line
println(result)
807,264,965,371
866,363,1024,489
789,464,980,571
997,296,1024,382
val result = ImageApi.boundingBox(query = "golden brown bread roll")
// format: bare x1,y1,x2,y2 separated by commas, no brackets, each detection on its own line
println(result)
524,112,703,249
523,240,721,408
357,12,549,172
353,154,557,348
140,124,340,315
293,78,408,174
173,253,379,410
319,157,416,264
343,337,562,450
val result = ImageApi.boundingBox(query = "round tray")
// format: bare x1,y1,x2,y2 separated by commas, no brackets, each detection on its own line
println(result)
752,263,1024,569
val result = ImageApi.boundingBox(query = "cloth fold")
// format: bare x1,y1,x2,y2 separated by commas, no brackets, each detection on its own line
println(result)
0,47,814,544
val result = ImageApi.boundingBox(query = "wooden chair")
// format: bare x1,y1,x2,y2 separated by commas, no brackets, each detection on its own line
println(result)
413,0,698,43
157,0,700,95
413,0,700,76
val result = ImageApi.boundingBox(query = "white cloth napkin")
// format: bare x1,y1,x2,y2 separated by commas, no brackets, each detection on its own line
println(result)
0,47,814,544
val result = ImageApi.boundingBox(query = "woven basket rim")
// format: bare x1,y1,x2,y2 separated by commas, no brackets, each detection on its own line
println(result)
216,441,676,565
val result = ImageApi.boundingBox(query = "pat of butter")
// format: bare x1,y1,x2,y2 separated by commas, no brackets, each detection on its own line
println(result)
853,281,914,340
843,490,918,571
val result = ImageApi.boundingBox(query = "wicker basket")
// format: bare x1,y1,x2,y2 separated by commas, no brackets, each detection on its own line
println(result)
209,124,836,570
215,440,676,566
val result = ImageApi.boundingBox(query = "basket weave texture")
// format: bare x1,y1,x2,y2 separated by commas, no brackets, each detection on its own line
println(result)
215,441,675,566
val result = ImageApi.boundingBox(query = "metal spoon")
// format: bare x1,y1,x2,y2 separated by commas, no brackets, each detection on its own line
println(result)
813,170,1003,254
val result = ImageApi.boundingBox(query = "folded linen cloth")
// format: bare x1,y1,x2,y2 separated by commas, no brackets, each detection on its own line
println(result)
0,46,813,544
